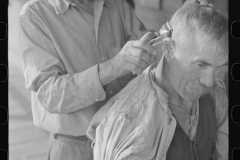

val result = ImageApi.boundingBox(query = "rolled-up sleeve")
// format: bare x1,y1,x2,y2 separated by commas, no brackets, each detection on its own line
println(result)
211,80,228,160
19,12,106,114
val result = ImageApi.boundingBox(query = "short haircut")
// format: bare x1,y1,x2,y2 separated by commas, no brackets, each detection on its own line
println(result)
170,4,228,41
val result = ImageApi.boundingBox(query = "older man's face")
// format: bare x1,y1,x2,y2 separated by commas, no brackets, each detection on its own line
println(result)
167,32,228,101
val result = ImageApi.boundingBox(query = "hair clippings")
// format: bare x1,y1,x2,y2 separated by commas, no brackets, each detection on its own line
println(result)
148,21,173,46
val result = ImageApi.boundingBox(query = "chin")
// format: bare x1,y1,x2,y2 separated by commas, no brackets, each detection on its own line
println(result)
181,91,201,101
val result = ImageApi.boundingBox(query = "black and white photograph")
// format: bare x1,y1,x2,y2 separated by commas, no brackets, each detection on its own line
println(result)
8,0,229,159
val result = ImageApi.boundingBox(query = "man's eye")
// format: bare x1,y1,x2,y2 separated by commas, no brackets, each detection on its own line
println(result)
196,63,206,67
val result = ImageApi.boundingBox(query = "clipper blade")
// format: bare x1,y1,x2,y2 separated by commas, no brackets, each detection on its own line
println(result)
148,21,173,46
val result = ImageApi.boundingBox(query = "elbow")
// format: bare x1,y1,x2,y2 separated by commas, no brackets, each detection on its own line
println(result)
35,82,63,114
24,71,46,93
37,89,77,114
37,92,65,114
26,80,62,113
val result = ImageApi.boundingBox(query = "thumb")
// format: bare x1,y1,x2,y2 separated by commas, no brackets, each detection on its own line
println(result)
140,32,157,43
182,0,198,7
199,0,209,5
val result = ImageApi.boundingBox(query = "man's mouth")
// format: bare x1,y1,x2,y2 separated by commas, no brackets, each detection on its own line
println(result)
186,81,216,97
186,82,205,96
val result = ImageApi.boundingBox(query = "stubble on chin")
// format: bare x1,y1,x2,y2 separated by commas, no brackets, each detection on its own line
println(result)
185,81,205,99
185,81,215,99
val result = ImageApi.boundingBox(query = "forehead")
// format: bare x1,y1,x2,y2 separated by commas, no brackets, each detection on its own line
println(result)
175,31,228,65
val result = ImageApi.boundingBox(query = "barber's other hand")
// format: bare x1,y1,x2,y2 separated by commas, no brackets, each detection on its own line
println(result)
182,0,214,7
109,32,157,76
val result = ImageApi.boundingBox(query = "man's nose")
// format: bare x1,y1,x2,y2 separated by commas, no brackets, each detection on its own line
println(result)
200,68,215,88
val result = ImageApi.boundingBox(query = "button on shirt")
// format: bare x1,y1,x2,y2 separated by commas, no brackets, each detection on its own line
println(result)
19,0,146,136
87,62,228,160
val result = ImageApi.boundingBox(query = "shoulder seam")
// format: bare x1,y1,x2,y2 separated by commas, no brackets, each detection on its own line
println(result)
19,0,48,17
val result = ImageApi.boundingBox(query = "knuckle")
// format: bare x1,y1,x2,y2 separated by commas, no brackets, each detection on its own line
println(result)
136,49,143,56
138,50,146,58
126,41,132,47
140,51,151,62
127,41,132,45
137,68,143,75
138,40,145,46
138,60,147,69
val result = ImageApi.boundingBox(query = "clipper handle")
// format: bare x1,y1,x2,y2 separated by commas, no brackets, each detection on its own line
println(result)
148,21,173,46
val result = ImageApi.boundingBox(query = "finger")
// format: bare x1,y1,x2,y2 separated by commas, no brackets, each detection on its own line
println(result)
140,32,158,43
132,41,157,56
199,0,209,5
125,55,148,72
182,0,198,7
209,3,214,7
125,63,143,75
128,54,149,71
130,48,151,65
150,55,158,64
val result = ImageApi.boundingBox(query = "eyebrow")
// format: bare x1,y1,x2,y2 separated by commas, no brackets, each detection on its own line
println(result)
192,59,228,67
191,60,210,65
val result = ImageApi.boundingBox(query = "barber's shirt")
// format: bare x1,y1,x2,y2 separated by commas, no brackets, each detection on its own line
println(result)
19,0,146,136
87,63,228,160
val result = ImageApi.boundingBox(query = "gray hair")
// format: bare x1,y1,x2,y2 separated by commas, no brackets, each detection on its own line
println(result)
170,4,228,41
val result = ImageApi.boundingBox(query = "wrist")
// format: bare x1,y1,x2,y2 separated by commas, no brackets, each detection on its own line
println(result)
98,60,118,86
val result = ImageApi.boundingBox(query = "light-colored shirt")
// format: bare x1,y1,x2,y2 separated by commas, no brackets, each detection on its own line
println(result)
19,0,146,136
87,62,228,160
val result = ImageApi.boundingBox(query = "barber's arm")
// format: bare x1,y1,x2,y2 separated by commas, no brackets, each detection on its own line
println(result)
99,32,157,85
211,82,228,160
19,14,108,114
19,8,156,114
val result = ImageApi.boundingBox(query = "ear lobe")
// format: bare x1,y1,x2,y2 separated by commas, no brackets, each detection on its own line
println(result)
163,38,175,61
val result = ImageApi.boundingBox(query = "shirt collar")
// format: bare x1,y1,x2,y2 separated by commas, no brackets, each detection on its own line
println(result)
140,62,170,105
49,0,113,15
139,62,172,114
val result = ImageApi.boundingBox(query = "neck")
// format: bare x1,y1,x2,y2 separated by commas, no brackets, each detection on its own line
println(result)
154,56,194,112
155,56,176,99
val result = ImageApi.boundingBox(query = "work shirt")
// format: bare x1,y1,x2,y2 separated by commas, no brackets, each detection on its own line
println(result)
87,62,228,160
19,0,146,136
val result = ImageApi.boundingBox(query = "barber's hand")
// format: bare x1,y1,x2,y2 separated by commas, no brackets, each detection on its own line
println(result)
182,0,214,7
109,32,157,76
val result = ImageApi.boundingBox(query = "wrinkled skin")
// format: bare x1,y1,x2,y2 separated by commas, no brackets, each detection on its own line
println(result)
162,30,228,102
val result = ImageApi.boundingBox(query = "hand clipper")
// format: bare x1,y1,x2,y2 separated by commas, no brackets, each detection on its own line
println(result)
148,21,173,46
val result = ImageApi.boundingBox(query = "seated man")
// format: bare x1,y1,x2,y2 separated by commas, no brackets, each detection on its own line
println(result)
87,4,228,160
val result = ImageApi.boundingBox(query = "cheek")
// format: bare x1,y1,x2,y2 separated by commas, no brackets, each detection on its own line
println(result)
170,69,187,93
185,81,204,94
178,72,202,96
178,79,188,95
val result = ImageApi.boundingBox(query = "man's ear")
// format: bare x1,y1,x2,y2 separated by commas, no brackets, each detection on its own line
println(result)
162,38,175,61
